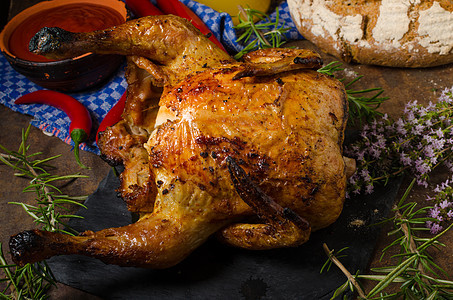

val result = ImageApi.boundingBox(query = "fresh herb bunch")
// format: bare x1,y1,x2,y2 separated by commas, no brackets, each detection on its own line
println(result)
234,6,290,59
0,125,88,299
323,180,453,299
345,87,453,233
318,87,453,298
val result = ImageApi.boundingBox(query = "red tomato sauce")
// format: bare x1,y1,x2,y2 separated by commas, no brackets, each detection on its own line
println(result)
9,3,124,62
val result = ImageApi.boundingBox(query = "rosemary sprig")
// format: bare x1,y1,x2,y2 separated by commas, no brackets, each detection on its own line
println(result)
0,125,89,299
318,61,388,126
1,245,55,300
234,6,290,59
322,181,453,299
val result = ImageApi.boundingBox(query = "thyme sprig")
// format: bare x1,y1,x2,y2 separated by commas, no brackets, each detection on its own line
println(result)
234,6,290,59
345,88,453,232
0,125,88,299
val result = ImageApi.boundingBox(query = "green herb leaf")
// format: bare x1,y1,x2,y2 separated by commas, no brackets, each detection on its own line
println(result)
317,61,388,126
233,7,290,60
0,125,88,298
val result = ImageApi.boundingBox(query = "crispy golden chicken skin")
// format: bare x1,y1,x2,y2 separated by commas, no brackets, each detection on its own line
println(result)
10,15,354,268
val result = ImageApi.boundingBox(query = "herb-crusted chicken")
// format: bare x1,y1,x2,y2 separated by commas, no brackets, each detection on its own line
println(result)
10,15,355,268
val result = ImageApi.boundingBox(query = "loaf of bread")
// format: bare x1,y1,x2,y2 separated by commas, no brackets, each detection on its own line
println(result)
287,0,453,67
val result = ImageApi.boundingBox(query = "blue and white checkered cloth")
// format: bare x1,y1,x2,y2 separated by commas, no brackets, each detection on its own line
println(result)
0,0,302,155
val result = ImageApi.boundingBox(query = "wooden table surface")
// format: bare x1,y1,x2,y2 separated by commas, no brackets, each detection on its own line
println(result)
1,1,453,299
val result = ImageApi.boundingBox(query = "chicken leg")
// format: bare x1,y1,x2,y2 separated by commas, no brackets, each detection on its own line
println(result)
219,157,311,250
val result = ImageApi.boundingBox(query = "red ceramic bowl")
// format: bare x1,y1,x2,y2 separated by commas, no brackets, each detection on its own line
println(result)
0,0,127,92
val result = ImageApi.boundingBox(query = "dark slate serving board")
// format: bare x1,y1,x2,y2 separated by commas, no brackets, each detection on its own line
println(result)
48,168,402,299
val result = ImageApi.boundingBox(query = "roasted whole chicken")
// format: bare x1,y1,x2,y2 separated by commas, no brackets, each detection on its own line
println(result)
10,15,355,268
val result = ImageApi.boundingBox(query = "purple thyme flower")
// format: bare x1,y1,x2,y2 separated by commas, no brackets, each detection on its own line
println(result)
404,100,418,114
415,158,431,176
430,223,443,234
431,138,445,151
439,200,452,209
400,152,412,166
365,184,374,194
429,206,441,219
423,145,437,164
448,210,453,219
435,128,444,138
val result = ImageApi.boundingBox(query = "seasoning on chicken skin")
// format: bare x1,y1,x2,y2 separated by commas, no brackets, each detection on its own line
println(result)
10,15,355,268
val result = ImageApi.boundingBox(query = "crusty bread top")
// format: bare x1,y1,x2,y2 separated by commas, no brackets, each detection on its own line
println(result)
288,0,453,67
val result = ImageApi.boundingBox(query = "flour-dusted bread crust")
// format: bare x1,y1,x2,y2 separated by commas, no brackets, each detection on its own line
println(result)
287,0,453,67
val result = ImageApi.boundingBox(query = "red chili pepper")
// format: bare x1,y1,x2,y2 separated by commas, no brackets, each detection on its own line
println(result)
125,0,163,17
156,0,227,52
15,90,92,169
96,92,127,145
